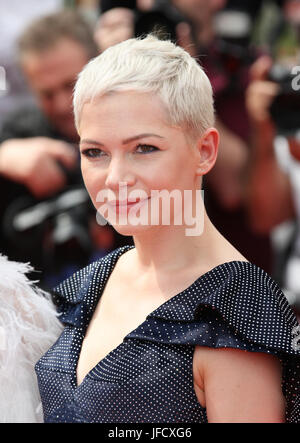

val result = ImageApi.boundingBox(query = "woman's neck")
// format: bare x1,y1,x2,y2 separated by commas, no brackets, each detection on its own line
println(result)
130,210,226,275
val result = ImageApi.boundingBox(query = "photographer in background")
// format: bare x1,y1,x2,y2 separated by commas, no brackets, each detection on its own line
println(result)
94,0,185,52
245,0,300,315
0,10,127,288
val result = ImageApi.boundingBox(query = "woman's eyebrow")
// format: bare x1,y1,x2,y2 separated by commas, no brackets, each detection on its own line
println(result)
80,133,165,147
122,133,165,144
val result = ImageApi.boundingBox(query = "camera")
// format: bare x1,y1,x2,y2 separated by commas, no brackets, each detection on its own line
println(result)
269,63,300,135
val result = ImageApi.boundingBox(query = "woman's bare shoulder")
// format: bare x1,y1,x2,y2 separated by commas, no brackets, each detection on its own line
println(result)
193,346,285,422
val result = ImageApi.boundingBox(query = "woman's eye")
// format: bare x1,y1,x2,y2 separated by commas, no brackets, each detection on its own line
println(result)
135,144,159,154
81,148,107,158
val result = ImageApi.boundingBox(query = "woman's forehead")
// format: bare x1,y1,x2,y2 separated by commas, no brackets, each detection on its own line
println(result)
79,90,174,133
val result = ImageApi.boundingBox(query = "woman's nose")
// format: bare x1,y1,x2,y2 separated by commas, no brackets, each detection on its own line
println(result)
104,157,136,190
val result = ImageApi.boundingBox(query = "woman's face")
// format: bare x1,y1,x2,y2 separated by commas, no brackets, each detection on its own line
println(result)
78,91,214,236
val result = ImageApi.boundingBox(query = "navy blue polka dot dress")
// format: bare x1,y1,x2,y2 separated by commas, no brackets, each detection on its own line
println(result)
35,245,300,423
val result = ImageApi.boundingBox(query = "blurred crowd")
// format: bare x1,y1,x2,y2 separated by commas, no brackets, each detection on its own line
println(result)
0,0,300,318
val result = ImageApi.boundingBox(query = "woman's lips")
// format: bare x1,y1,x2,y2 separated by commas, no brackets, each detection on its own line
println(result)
106,197,149,214
109,200,140,206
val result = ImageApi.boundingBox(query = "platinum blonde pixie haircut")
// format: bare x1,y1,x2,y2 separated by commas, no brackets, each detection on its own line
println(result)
73,34,215,137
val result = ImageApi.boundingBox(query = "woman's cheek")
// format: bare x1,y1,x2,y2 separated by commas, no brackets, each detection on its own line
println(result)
89,181,103,206
81,169,101,204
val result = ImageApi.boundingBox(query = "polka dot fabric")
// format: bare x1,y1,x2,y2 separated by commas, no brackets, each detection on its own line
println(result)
35,245,300,423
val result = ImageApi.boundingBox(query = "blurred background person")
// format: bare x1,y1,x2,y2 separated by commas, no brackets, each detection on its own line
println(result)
245,0,300,317
94,1,136,51
0,9,129,289
0,0,64,131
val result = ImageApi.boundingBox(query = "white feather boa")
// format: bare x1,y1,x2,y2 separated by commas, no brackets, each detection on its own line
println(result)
0,255,63,423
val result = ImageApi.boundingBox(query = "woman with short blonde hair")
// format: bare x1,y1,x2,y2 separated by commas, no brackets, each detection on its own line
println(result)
35,35,300,423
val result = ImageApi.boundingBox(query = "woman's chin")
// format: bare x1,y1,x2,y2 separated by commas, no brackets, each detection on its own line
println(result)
111,222,154,237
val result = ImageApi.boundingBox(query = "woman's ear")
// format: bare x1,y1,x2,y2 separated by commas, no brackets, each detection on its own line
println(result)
195,127,219,176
